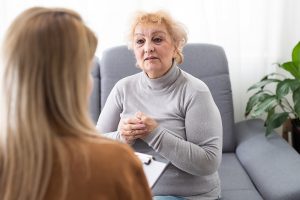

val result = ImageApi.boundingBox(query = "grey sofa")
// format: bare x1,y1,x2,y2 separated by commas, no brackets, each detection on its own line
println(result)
89,43,300,200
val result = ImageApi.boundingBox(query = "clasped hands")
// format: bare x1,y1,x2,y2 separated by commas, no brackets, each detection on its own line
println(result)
119,112,158,144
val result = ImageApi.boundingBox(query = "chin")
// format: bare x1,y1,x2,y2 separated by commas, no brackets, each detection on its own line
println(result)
143,67,159,75
144,63,160,70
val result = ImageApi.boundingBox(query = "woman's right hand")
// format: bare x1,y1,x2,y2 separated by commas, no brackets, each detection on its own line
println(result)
119,112,158,144
119,116,147,144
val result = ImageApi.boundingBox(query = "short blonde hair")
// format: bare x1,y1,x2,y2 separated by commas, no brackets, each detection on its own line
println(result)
128,10,188,64
0,7,97,200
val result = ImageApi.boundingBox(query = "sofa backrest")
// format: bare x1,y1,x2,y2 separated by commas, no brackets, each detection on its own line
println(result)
89,43,236,152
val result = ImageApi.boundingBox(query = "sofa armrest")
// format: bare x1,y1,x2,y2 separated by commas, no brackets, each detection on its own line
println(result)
89,57,101,124
235,119,300,200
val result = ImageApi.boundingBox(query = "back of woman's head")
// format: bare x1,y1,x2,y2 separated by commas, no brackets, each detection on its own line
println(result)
3,6,97,135
0,7,97,200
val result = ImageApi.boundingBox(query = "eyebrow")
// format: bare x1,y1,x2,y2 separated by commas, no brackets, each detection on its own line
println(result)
134,31,167,36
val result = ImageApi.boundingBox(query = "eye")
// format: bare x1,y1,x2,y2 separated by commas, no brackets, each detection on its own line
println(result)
135,39,145,45
153,37,163,43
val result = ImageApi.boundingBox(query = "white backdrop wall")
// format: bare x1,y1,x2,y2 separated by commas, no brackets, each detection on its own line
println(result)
0,0,299,122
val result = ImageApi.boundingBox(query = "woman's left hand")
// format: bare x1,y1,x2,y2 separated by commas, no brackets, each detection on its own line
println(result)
135,112,158,138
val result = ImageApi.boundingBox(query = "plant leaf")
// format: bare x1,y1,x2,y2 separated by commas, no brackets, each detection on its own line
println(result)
266,107,275,122
294,101,300,119
262,71,288,81
293,87,300,118
245,91,269,116
293,87,300,105
276,79,291,99
265,112,289,136
247,79,280,91
251,95,277,117
281,62,300,79
292,42,300,63
289,79,300,91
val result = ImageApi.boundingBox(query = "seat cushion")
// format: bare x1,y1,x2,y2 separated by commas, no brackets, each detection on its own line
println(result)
218,153,263,200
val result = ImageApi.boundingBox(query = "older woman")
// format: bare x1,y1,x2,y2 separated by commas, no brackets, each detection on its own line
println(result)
97,11,222,200
0,7,152,200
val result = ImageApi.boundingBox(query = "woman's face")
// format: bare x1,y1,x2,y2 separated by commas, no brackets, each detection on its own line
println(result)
133,23,176,79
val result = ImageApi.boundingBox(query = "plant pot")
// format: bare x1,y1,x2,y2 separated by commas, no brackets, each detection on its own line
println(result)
291,118,300,154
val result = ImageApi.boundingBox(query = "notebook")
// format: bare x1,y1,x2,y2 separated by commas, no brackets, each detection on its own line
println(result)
135,152,168,188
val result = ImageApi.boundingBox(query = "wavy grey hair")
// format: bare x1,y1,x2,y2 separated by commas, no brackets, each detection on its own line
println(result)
127,10,188,64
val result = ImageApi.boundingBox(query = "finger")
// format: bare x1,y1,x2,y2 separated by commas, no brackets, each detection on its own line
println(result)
122,123,146,132
124,116,143,124
120,130,134,136
135,111,143,119
120,122,136,131
121,117,129,124
123,134,136,141
131,123,146,130
131,129,148,136
130,134,145,140
121,129,147,139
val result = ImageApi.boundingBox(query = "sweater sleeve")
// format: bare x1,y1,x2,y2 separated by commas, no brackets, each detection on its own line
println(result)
143,90,223,176
96,85,123,140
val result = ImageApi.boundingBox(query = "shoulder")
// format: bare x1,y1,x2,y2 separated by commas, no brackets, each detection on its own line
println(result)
66,136,144,185
81,137,152,200
63,136,141,170
180,69,210,93
109,73,142,101
81,137,149,194
114,73,142,89
55,136,150,199
177,69,216,110
83,136,140,166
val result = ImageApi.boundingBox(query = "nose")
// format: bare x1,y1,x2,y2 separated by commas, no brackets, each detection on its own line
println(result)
144,41,154,53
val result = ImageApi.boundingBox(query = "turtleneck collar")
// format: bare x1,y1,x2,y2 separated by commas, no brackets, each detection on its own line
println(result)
141,62,180,91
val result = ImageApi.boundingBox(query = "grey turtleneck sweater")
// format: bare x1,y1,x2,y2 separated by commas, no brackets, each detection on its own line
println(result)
97,64,223,200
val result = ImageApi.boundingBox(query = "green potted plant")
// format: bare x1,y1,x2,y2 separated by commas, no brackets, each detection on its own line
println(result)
245,41,300,153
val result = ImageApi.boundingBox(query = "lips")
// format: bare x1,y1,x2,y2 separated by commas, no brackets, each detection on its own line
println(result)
144,56,158,61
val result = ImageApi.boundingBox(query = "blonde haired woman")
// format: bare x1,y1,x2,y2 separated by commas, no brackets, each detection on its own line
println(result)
97,11,222,200
0,7,152,200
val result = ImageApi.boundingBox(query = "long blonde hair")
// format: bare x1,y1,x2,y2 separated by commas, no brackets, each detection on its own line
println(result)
0,7,98,200
127,10,188,64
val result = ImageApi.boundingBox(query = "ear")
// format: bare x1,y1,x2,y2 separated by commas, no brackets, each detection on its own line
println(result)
173,46,179,59
171,44,176,56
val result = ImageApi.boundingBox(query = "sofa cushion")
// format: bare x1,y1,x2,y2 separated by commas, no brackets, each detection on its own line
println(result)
236,119,300,200
219,153,263,200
